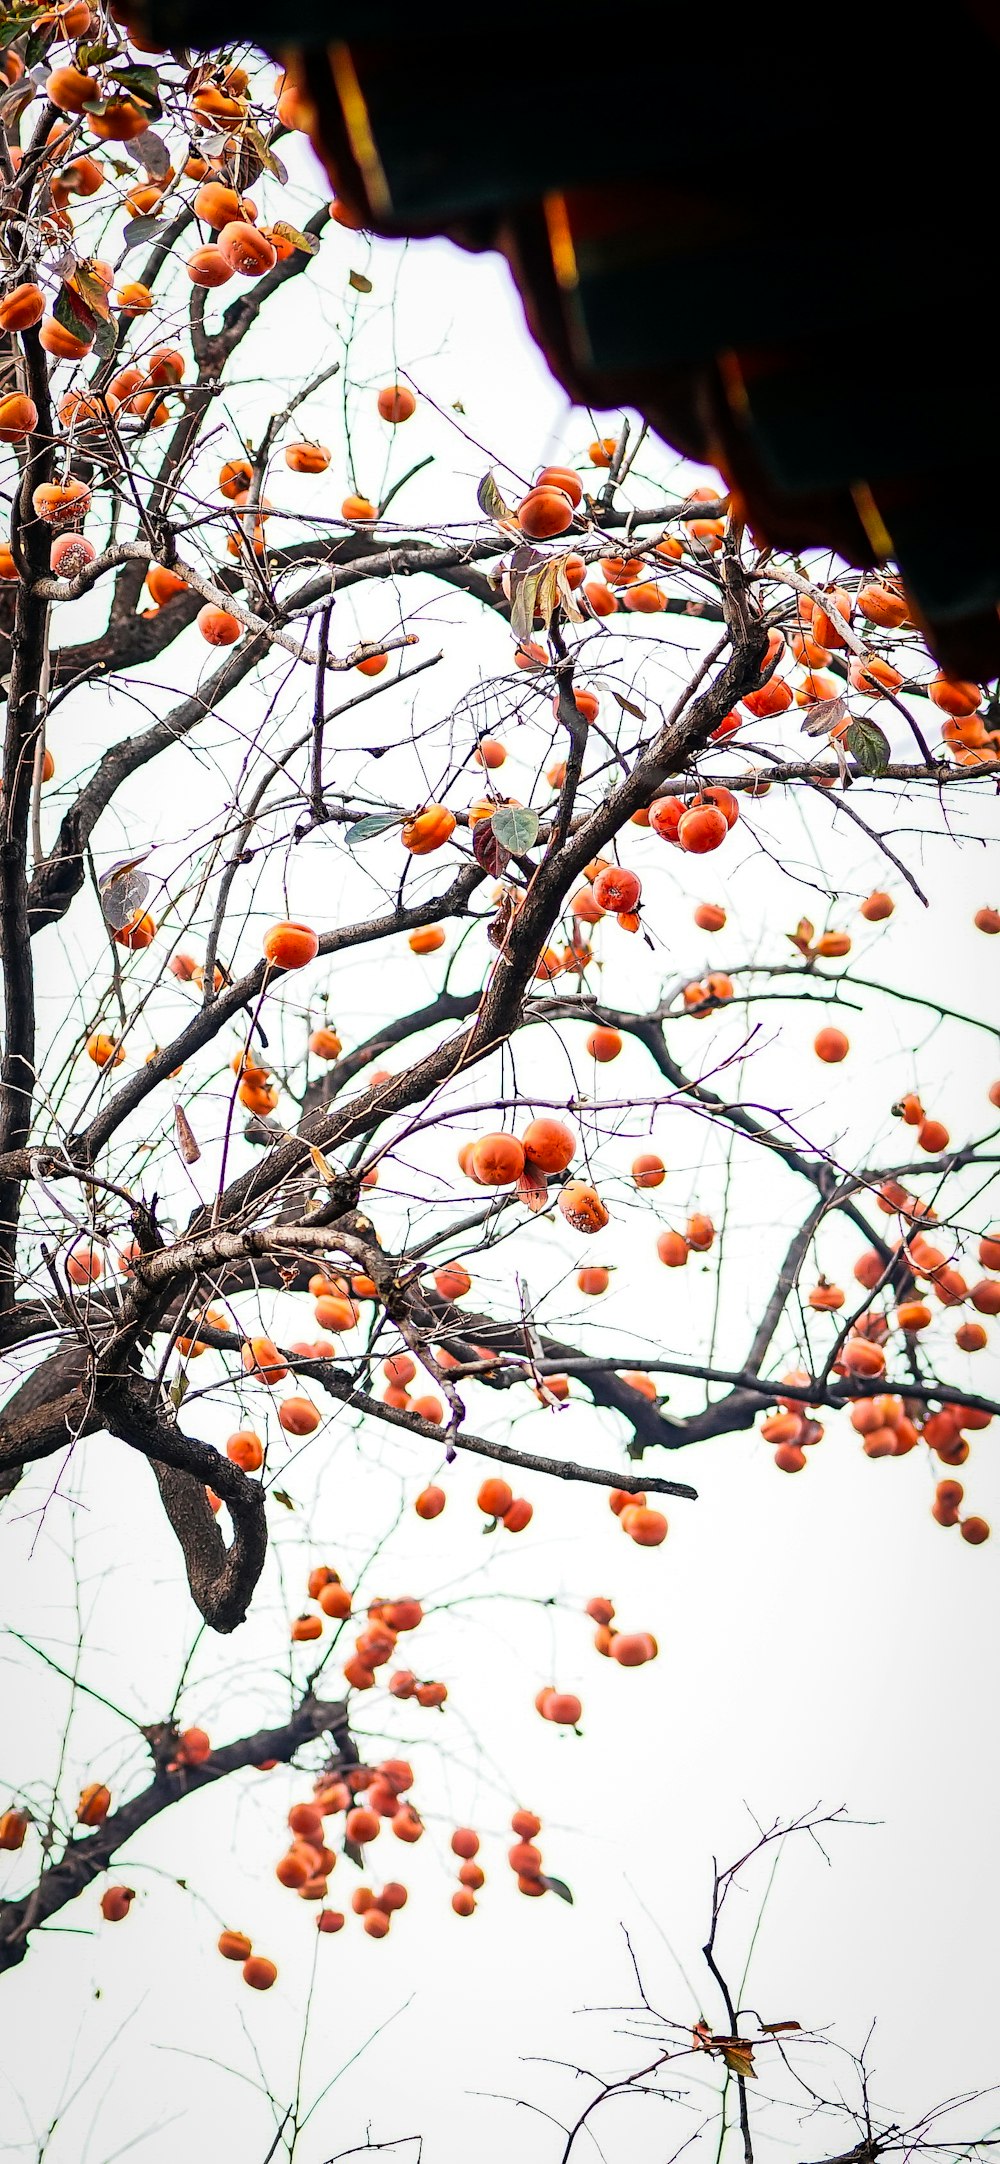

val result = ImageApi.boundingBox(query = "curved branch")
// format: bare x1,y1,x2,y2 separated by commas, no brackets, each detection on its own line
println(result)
0,1689,351,1975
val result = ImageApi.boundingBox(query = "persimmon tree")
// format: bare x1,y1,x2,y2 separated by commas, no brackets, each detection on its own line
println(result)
1,12,1000,2152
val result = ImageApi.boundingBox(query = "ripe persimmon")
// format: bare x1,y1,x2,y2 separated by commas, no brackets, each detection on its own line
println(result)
586,1025,622,1063
285,441,331,473
434,1262,471,1300
814,1027,849,1063
516,484,573,540
559,1182,609,1232
377,385,416,423
961,1516,991,1545
0,1808,29,1850
415,1484,445,1519
402,804,455,853
197,604,241,645
677,803,727,854
656,1229,688,1267
478,1476,513,1518
77,1782,111,1826
621,1506,668,1546
263,921,319,969
242,1336,288,1383
279,1396,321,1436
243,1955,277,1990
521,1117,575,1173
472,1132,525,1184
928,677,980,717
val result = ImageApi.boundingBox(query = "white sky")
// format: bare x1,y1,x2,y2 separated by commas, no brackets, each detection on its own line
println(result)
1,123,999,2164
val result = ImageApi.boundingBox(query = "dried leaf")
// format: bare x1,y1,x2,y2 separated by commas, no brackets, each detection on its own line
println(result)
509,561,545,646
271,1488,296,1510
244,123,287,184
476,469,514,524
554,555,585,622
799,694,848,738
348,268,372,293
345,811,404,846
309,1143,337,1183
517,1163,549,1213
787,916,814,955
169,1371,189,1408
271,219,320,256
492,805,539,854
844,715,891,777
472,819,510,879
760,2021,801,2035
720,2042,756,2080
613,691,646,720
173,1104,201,1165
486,886,519,948
98,855,150,931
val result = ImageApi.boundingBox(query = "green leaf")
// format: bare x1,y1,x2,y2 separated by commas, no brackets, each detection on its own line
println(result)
169,1371,189,1408
844,716,891,776
128,127,170,180
271,219,320,256
476,469,514,525
53,282,97,343
541,1874,574,1904
122,214,162,253
491,805,539,854
345,811,404,846
92,315,118,362
349,268,372,293
0,14,43,53
108,63,161,114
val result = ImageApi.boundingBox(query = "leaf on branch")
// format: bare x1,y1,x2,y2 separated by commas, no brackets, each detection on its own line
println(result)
127,127,171,180
486,884,520,948
97,854,150,930
121,213,163,252
473,819,510,879
541,1874,574,1904
271,219,320,256
799,694,849,739
719,2041,756,2080
244,123,287,183
348,268,373,293
309,1143,338,1183
53,280,98,343
760,2020,801,2035
0,78,37,128
344,811,404,846
554,555,585,622
272,1488,297,1510
108,62,161,114
510,559,563,645
787,916,814,955
613,690,645,720
492,804,539,854
844,716,891,776
476,469,515,526
169,1371,189,1408
173,1105,201,1165
92,314,118,361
